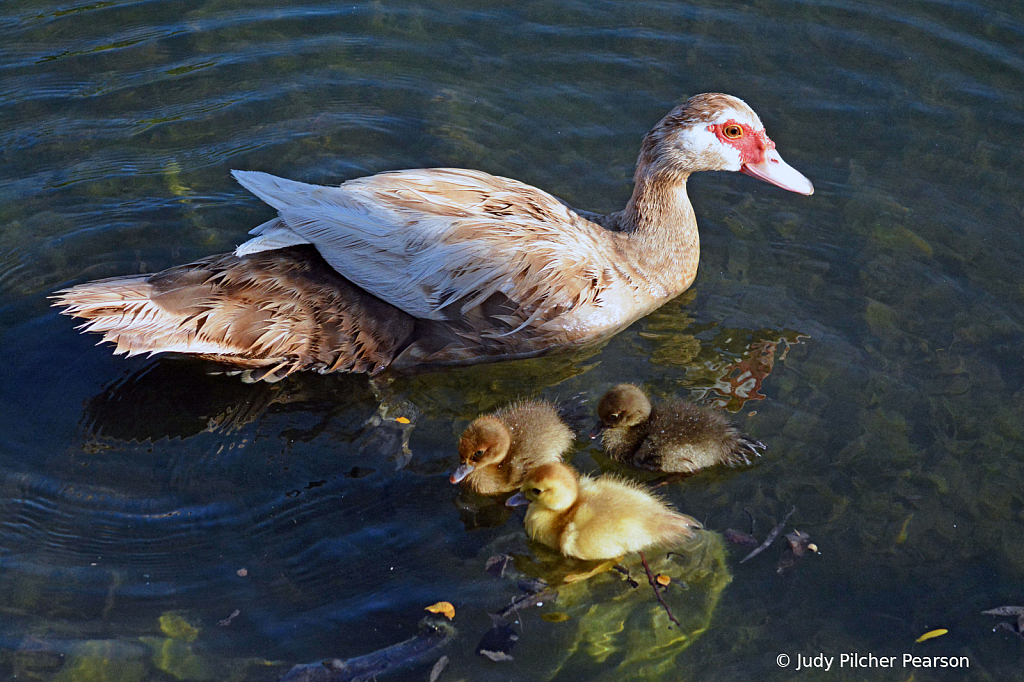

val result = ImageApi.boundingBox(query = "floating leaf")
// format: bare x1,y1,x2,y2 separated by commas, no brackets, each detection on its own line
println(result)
484,554,512,577
724,529,758,547
425,601,455,620
915,628,948,643
785,530,812,557
541,612,571,623
394,417,411,424
895,514,913,545
656,574,671,587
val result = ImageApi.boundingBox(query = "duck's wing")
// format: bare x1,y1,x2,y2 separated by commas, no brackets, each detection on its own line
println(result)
232,169,617,332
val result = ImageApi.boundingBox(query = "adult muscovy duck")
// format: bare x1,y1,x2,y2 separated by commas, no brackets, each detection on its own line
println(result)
55,93,813,381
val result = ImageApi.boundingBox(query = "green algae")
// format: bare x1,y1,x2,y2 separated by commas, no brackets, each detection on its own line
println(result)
53,641,148,682
508,532,731,682
139,636,213,681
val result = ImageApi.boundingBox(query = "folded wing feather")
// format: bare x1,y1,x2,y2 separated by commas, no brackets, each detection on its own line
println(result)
232,169,615,327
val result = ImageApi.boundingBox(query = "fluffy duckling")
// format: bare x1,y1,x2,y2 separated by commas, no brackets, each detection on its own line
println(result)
450,400,574,495
591,384,764,475
506,462,701,560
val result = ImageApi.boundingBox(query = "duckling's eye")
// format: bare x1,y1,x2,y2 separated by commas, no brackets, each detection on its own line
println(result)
472,448,485,460
723,124,743,139
531,488,542,496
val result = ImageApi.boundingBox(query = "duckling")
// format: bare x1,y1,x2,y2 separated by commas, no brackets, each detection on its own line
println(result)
450,400,574,495
506,462,701,560
591,384,764,475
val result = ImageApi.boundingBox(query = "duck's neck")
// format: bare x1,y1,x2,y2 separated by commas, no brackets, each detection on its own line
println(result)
609,168,700,297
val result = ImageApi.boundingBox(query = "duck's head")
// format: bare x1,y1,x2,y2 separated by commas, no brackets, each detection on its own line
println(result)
450,416,512,484
506,462,578,511
589,383,652,438
638,93,813,195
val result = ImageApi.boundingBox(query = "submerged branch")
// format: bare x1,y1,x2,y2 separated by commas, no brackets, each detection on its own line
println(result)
740,506,796,564
640,551,681,629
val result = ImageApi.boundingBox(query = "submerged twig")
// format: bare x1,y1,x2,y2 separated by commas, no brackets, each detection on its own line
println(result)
613,563,640,588
740,506,796,564
639,551,681,629
493,588,557,622
744,508,756,535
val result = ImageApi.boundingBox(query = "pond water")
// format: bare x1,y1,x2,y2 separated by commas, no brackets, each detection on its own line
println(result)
2,0,1024,680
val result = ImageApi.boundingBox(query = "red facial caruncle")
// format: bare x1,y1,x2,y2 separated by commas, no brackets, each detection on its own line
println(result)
708,121,775,165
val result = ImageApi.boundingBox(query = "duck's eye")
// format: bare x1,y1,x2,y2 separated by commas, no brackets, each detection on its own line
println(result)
531,488,542,496
723,124,743,139
472,448,485,460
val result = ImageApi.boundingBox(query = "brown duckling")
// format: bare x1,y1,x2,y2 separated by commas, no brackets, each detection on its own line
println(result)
591,384,764,475
506,462,701,560
450,400,574,495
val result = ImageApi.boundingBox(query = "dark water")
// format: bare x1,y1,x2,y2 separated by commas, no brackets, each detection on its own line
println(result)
2,0,1024,680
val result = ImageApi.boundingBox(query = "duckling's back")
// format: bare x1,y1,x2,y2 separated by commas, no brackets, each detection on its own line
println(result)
560,475,699,559
496,400,574,469
634,402,762,473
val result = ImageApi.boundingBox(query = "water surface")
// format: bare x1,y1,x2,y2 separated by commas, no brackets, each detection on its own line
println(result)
2,0,1024,680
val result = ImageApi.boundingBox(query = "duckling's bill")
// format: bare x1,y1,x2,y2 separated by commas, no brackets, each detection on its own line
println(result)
449,464,474,484
506,492,529,507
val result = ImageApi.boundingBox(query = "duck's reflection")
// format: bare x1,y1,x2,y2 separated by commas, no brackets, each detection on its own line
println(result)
77,360,374,444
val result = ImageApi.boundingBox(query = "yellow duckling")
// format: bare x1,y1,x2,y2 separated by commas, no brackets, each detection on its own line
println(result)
506,462,701,560
450,400,574,495
591,384,764,475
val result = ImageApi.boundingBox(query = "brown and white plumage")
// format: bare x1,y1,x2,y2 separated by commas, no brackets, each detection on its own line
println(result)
450,399,574,495
592,383,765,474
54,93,813,380
506,462,701,560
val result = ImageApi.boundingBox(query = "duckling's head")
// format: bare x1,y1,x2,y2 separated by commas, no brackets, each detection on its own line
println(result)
508,462,579,512
451,416,512,484
591,384,652,438
638,93,813,195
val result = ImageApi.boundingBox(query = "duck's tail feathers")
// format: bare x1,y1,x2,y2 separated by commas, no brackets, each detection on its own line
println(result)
53,274,229,359
52,247,415,381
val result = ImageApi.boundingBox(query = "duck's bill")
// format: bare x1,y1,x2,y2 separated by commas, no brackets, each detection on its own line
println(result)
588,421,608,439
742,149,814,195
506,492,530,507
449,464,474,484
